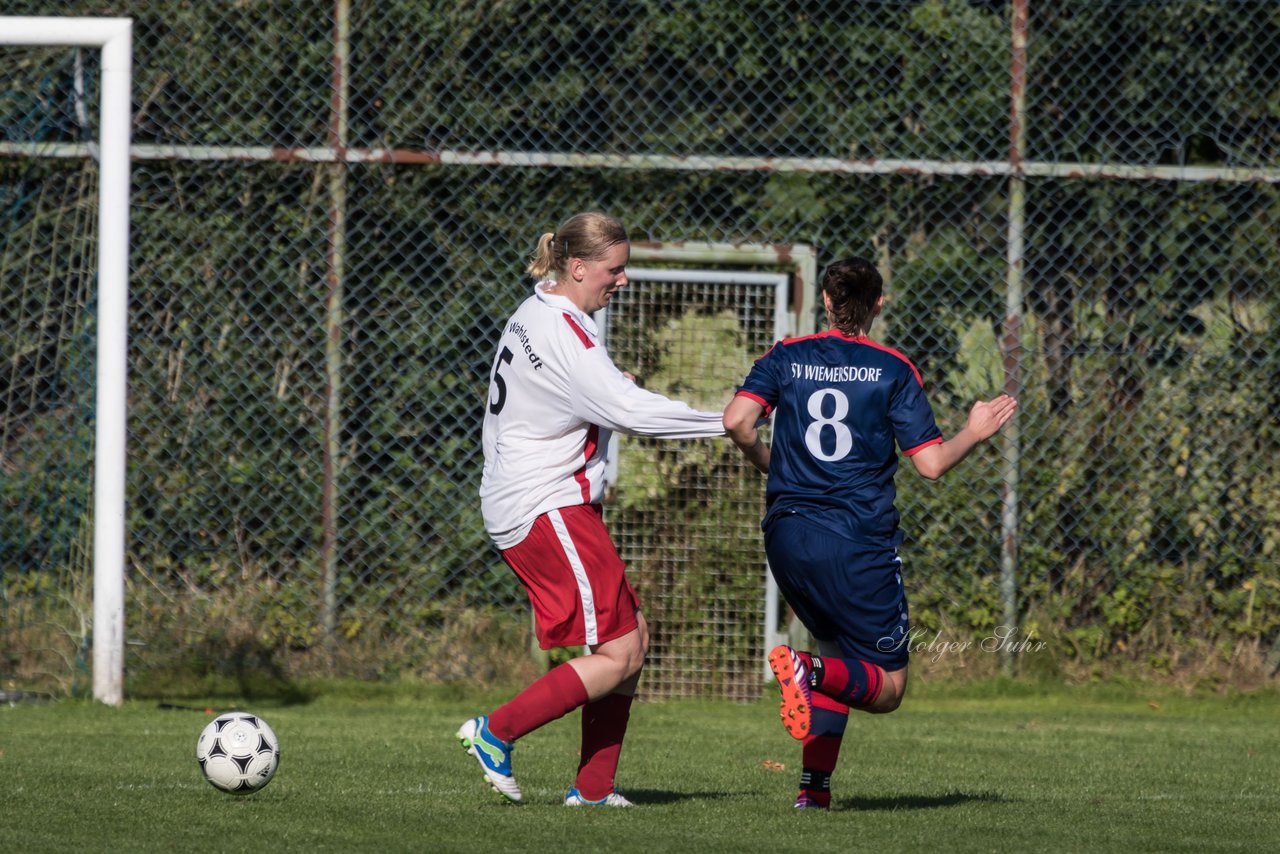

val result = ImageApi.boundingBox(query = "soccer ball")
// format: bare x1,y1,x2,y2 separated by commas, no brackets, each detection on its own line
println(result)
196,711,280,794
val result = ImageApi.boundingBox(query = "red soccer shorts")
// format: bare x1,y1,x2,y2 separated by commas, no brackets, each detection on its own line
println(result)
500,503,640,650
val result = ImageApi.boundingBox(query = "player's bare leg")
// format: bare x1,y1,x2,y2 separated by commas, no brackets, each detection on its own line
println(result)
860,665,907,714
814,640,906,717
568,611,649,700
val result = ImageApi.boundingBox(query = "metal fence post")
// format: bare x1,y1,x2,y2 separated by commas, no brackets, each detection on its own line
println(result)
999,0,1030,674
321,0,351,647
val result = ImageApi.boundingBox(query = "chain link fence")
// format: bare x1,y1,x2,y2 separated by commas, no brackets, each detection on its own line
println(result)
3,1,1278,698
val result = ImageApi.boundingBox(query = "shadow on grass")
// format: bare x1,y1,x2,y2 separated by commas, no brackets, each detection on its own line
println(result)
136,635,315,706
617,789,1005,810
623,789,740,805
836,790,1006,812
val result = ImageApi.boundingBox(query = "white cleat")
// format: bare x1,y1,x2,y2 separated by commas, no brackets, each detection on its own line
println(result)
456,715,522,803
564,787,634,806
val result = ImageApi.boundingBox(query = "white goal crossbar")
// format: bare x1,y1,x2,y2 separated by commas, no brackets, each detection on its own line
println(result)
1,17,133,706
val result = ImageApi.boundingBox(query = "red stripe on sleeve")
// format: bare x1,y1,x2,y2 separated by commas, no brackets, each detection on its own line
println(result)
734,389,773,417
563,314,594,349
901,436,943,456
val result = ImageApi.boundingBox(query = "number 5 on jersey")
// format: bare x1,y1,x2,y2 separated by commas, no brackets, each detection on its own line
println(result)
489,346,514,414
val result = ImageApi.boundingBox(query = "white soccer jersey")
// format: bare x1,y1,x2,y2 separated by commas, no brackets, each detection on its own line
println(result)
480,281,725,549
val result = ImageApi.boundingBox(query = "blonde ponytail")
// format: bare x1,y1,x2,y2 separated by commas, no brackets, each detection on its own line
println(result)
526,232,557,279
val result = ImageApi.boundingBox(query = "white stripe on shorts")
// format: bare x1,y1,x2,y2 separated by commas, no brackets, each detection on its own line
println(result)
547,508,598,645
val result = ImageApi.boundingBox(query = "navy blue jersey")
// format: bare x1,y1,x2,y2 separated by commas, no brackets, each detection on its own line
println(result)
736,330,942,547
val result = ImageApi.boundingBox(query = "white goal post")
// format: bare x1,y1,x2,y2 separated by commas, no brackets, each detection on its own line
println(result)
603,267,792,680
1,17,133,706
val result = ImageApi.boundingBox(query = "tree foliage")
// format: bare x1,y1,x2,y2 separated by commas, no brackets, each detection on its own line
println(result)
3,1,1278,684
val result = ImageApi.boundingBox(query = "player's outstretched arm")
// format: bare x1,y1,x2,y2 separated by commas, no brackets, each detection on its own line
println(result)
569,349,724,439
723,395,770,474
909,394,1017,481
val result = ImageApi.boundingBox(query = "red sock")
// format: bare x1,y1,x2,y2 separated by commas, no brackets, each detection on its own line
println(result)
488,662,589,743
799,692,848,808
812,657,884,708
574,692,634,800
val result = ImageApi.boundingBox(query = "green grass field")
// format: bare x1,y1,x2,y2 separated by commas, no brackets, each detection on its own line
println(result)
3,679,1278,853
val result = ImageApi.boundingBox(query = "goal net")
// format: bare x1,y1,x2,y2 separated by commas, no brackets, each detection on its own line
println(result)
601,267,791,699
1,18,131,705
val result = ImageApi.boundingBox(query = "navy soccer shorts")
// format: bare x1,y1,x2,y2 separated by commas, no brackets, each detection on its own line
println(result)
764,511,909,670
